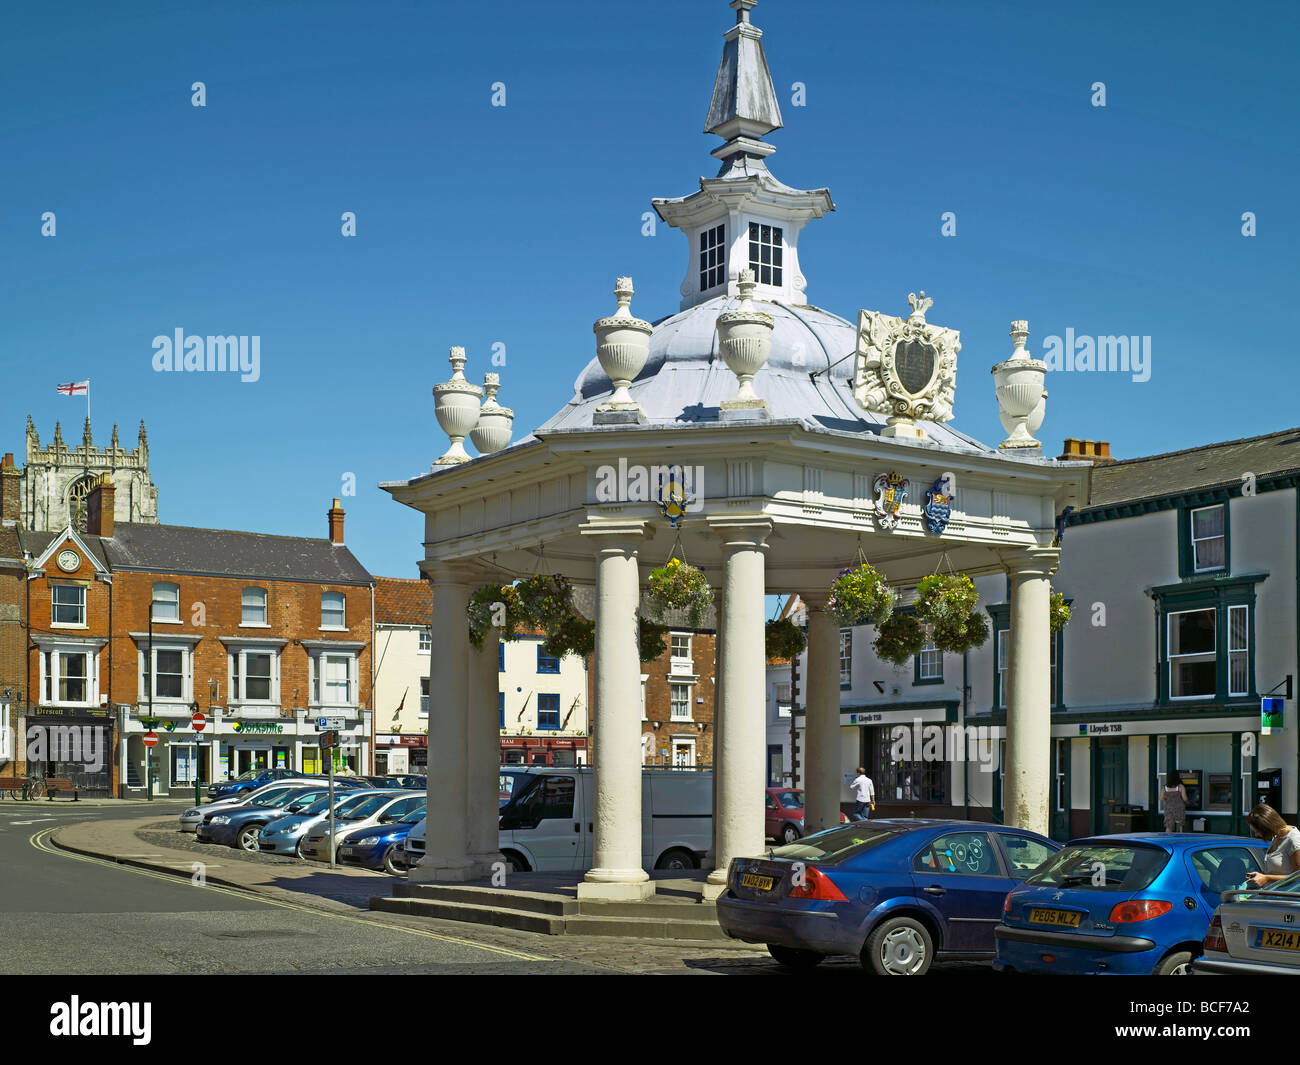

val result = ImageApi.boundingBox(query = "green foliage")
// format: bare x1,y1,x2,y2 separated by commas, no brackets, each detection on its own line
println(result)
638,617,670,663
915,573,986,653
467,584,523,649
515,574,576,633
1050,591,1071,633
873,613,926,667
828,563,896,628
645,558,713,628
765,617,807,661
541,614,596,659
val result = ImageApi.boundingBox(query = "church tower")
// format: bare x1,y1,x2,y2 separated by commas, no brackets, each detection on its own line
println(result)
19,416,159,533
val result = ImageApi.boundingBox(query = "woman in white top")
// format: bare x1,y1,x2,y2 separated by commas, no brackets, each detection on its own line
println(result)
1244,804,1300,887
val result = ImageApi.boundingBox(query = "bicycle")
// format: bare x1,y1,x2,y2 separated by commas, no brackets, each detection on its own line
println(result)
25,776,47,800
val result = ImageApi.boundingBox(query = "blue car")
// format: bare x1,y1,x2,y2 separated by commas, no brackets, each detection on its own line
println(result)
336,805,428,875
994,833,1269,975
716,819,1062,974
197,784,331,850
207,768,303,801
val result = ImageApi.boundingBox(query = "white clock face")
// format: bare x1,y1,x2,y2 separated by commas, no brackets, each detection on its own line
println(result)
57,550,80,572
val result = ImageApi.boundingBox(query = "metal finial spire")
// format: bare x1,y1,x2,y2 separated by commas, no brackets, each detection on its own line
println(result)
706,0,782,161
732,0,757,23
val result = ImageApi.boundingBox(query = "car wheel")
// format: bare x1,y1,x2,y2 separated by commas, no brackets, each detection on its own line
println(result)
1155,950,1194,975
503,851,529,873
768,944,825,968
780,823,801,844
864,916,933,976
383,845,406,877
295,837,308,859
654,848,697,871
237,825,262,852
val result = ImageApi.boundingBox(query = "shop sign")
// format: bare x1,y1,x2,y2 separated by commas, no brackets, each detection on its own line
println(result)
396,735,427,747
1261,698,1284,736
1077,722,1127,735
231,722,285,734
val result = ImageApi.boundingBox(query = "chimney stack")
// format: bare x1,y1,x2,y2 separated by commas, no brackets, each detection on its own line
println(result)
1057,438,1116,465
0,453,20,525
328,498,345,545
86,474,116,537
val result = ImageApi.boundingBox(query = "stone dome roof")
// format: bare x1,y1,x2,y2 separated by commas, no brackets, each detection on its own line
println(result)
537,295,990,454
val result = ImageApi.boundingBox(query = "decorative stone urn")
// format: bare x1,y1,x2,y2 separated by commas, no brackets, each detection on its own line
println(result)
716,269,773,412
469,373,514,455
432,346,483,465
991,320,1048,450
593,276,652,425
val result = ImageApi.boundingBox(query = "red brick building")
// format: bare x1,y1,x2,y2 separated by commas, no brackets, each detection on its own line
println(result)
639,629,716,768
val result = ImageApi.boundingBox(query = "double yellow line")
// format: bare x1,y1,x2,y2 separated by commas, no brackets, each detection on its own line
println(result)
30,827,548,962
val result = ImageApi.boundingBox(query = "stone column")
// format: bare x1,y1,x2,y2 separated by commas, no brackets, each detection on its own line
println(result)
704,519,771,900
802,594,842,834
466,629,504,877
578,522,654,901
412,564,476,882
1001,547,1059,835
707,590,724,870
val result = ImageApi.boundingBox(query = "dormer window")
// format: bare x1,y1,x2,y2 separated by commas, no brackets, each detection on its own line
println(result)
749,223,783,286
699,224,726,292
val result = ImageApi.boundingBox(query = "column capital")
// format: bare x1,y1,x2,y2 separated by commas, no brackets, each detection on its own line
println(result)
419,560,485,586
579,519,652,554
708,515,773,552
799,591,830,611
998,545,1060,580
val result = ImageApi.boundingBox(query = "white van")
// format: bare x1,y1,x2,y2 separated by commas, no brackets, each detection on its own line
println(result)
403,767,712,874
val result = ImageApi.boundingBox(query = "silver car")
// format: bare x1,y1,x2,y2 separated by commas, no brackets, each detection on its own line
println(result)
178,780,323,833
300,792,424,863
1195,868,1300,974
257,789,387,858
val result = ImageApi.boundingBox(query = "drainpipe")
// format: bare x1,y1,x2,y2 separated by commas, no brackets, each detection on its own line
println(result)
962,647,970,821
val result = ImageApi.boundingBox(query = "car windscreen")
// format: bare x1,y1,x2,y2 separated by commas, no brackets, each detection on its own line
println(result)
772,790,802,809
770,824,899,864
271,788,322,808
249,788,293,806
400,810,427,824
337,793,392,820
1024,843,1169,892
233,770,260,782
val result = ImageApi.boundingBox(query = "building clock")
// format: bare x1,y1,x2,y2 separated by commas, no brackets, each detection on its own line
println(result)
56,549,80,572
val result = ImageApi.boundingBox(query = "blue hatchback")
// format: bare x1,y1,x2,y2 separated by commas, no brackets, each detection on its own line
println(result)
995,833,1269,975
716,819,1062,974
337,806,427,875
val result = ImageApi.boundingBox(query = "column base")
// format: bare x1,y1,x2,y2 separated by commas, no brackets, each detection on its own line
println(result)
577,869,656,901
410,856,479,884
468,852,506,881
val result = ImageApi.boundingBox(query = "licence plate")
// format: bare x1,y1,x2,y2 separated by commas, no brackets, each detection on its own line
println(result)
1256,928,1300,951
740,873,774,891
1028,908,1081,928
339,847,354,856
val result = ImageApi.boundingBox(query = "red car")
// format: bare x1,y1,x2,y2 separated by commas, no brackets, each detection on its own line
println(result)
765,787,848,844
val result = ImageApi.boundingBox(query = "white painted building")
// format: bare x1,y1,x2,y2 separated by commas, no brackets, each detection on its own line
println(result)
498,632,590,767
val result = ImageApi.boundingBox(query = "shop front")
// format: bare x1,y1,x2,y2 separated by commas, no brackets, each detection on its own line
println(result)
374,734,426,775
499,736,588,767
23,705,116,796
1052,712,1278,838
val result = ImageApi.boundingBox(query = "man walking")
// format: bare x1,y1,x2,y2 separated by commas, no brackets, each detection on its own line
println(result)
850,766,875,821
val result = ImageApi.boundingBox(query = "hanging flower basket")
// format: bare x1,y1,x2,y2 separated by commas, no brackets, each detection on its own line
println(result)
541,614,595,659
1050,591,1071,633
828,563,896,628
515,574,575,633
638,617,669,663
467,584,524,648
872,613,927,667
645,558,713,628
765,618,807,661
915,573,987,653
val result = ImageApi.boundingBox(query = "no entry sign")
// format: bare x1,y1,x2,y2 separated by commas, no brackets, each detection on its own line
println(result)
191,712,207,733
143,732,159,748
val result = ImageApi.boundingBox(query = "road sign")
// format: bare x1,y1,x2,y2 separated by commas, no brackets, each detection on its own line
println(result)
143,732,159,748
191,711,207,733
316,716,346,731
320,730,340,749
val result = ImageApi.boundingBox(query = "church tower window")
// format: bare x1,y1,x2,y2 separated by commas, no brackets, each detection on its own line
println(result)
699,224,726,292
749,222,783,286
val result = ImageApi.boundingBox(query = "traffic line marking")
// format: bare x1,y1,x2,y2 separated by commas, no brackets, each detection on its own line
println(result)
29,828,551,962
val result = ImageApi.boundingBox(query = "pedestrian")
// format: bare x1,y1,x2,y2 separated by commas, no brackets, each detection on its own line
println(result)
1159,771,1187,833
849,766,875,821
1245,804,1300,887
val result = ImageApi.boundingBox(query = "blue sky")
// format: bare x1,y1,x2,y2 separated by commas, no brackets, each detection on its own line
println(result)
1,0,1296,576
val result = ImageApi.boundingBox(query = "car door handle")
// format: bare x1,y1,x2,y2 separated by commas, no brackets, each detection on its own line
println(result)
924,886,946,895
574,822,580,833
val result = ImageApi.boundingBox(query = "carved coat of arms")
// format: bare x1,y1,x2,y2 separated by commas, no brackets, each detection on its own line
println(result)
854,292,961,439
873,472,908,530
655,465,694,528
923,475,953,534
